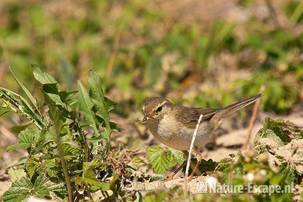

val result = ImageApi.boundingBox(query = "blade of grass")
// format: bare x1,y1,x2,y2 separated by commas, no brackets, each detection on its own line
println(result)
9,66,40,115
0,87,45,129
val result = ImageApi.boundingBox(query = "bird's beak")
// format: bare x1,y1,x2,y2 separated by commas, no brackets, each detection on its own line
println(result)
142,115,151,124
142,116,148,123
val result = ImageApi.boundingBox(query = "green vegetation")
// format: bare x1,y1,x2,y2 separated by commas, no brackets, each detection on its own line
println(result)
2,68,118,201
0,0,303,201
1,0,302,112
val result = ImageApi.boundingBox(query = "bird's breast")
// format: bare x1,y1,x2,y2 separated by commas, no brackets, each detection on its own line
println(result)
150,114,212,151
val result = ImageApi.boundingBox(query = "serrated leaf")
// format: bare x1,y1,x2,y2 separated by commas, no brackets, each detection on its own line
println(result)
3,177,31,202
33,175,50,197
147,146,184,174
7,127,39,151
62,142,81,155
43,159,58,178
26,157,39,178
169,150,185,166
7,169,27,183
3,174,58,202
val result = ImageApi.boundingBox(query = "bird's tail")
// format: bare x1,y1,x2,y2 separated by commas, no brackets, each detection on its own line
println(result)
210,94,262,124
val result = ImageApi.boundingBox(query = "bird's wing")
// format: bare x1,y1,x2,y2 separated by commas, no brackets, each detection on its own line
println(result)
175,106,218,129
175,94,262,129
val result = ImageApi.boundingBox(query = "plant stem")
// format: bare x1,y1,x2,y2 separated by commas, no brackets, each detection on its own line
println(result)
242,86,264,151
76,121,90,162
54,122,73,202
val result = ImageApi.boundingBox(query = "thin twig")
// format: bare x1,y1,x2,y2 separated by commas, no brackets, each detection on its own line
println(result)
242,86,265,151
185,114,203,189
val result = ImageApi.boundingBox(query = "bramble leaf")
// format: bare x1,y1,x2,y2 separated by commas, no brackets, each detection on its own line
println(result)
7,169,27,183
7,127,40,151
3,175,54,202
147,146,184,174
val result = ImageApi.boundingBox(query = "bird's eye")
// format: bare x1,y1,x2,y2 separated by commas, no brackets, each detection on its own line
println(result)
156,106,163,113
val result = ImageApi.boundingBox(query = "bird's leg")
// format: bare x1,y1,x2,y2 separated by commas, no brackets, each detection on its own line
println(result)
165,161,186,180
189,148,204,178
190,161,201,177
165,151,188,180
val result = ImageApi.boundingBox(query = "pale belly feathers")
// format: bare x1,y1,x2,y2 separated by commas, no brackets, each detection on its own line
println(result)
148,114,212,151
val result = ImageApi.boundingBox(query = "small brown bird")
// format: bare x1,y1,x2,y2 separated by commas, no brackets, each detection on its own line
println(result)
142,94,262,152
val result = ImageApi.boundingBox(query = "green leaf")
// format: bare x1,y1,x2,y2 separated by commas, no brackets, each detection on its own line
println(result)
81,177,111,191
43,159,58,178
45,92,66,107
7,127,40,151
3,177,32,202
26,157,39,178
170,150,185,166
147,146,184,174
88,70,113,140
33,175,51,197
7,169,27,183
0,87,45,129
80,160,111,191
3,175,51,202
78,81,100,137
9,66,40,115
62,142,81,156
41,83,68,108
33,67,57,85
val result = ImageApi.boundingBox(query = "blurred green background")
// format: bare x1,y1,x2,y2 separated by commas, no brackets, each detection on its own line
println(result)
0,0,302,114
